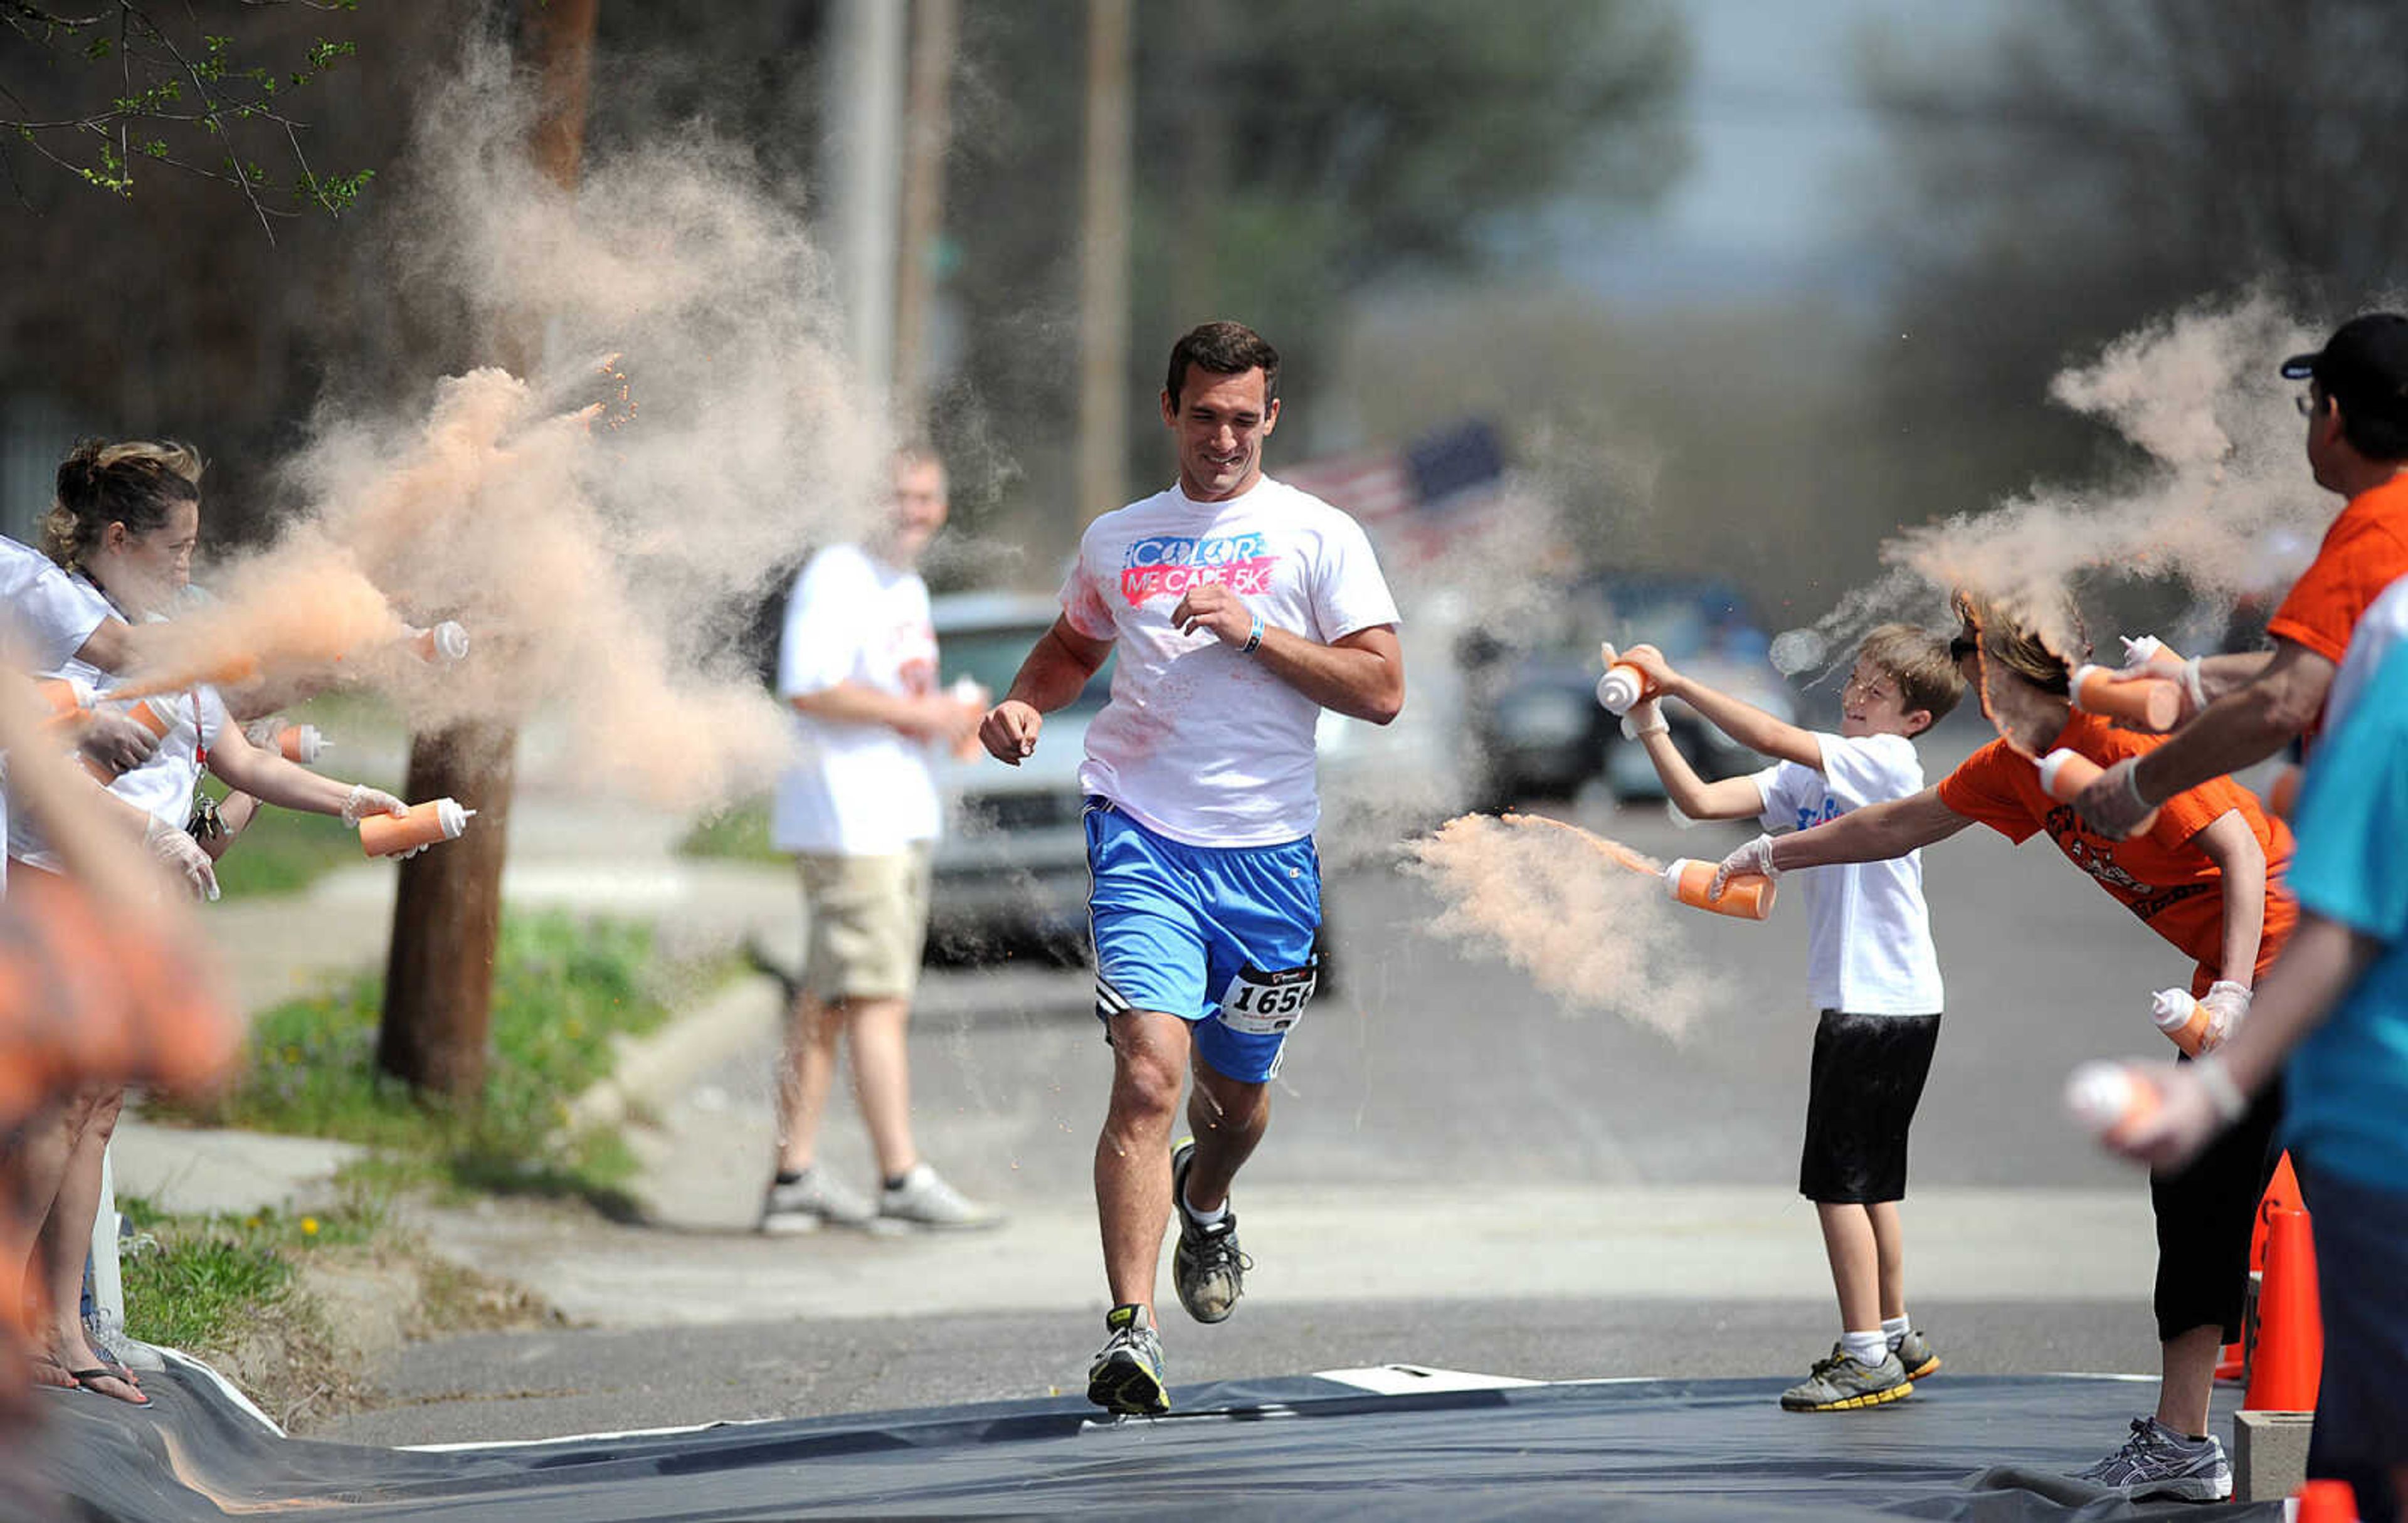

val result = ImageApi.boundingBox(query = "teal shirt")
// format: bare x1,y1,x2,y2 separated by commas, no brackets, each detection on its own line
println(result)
2283,641,2408,1192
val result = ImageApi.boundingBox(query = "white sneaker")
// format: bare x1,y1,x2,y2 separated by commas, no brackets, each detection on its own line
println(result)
759,1167,876,1234
879,1163,1004,1230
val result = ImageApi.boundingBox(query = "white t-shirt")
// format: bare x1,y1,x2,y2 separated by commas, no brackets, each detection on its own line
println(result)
769,543,941,855
1,539,112,893
1750,732,1945,1016
1060,475,1400,846
8,576,225,874
2322,572,2408,738
0,537,108,672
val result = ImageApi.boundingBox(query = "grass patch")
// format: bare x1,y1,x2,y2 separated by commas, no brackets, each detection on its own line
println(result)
149,911,676,1210
676,798,783,863
116,1192,377,1353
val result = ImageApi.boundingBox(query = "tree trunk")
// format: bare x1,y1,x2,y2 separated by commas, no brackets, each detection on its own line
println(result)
376,0,598,1100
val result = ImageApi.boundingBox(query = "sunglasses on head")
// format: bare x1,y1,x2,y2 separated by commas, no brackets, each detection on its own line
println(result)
1948,632,1979,661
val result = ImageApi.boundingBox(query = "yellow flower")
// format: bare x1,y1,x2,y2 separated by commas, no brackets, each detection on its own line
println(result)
300,1217,319,1236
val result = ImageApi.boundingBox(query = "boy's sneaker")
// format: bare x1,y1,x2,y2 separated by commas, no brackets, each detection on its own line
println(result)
2071,1417,2233,1502
1170,1138,1250,1324
879,1163,1005,1230
1086,1304,1170,1415
1780,1344,1914,1411
758,1167,875,1234
1891,1329,1941,1380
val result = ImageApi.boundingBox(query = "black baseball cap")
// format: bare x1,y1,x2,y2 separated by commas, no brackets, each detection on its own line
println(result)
2281,313,2408,428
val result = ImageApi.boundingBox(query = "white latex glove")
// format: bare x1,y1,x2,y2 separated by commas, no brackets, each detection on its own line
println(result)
2199,981,2252,1050
144,816,219,902
1711,832,1782,899
1620,697,1669,740
341,784,409,828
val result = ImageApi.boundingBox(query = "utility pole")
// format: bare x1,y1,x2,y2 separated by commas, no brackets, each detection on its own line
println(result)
1075,0,1132,522
892,0,958,433
820,0,906,401
376,0,598,1099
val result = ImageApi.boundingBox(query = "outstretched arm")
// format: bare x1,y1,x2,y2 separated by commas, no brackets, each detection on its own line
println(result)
981,617,1114,765
1770,788,1972,871
2080,639,2334,836
1617,644,1819,769
1634,717,1768,821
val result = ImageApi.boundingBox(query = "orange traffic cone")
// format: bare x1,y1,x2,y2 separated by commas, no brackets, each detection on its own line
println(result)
2222,1153,2306,1381
2242,1204,2321,1411
2294,1478,2358,1522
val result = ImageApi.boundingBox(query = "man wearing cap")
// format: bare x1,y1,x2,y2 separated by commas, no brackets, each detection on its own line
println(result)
2077,312,2408,841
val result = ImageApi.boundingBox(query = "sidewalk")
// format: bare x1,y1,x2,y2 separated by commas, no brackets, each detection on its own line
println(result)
120,789,796,1221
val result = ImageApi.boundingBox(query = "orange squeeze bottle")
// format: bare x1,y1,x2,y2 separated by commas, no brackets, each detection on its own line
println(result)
2063,1060,2160,1144
2150,988,2214,1057
1663,858,1777,920
1595,661,1659,716
2036,747,2158,833
79,697,177,782
408,621,472,664
359,798,476,858
278,724,327,764
2069,664,2182,732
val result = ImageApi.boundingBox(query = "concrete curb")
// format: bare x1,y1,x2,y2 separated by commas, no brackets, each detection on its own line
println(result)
562,976,780,1135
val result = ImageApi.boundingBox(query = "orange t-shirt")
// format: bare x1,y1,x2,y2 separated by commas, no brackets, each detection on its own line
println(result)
2266,473,2408,667
1935,712,2296,985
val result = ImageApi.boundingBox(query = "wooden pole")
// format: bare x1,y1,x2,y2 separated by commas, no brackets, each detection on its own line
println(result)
1075,0,1132,523
376,0,598,1100
892,0,958,433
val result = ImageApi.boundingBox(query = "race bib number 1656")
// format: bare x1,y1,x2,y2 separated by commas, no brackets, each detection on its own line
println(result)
1217,962,1316,1036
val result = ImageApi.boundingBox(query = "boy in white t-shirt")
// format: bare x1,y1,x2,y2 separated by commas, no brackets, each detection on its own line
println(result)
1611,625,1963,1413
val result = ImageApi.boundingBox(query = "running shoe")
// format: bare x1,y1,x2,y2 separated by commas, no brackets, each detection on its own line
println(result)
1086,1304,1170,1415
1891,1328,1941,1380
2072,1416,2233,1502
758,1167,875,1234
879,1163,1005,1230
1779,1344,1914,1411
1170,1137,1250,1324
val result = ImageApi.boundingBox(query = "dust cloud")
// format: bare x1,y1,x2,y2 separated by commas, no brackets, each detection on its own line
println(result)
123,41,890,808
1782,295,2337,666
1402,813,1718,1042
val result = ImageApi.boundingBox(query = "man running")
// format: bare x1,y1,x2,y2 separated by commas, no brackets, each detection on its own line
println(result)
980,320,1404,1415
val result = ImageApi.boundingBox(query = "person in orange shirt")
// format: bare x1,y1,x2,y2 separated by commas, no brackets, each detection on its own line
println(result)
2078,312,2408,838
1713,593,2291,1504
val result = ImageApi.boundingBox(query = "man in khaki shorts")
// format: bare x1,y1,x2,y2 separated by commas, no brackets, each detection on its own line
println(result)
761,446,1000,1232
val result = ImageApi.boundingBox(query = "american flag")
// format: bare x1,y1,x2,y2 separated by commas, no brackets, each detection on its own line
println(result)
1279,421,1507,570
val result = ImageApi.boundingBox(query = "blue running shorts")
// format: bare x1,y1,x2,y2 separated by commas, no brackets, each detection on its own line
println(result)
1083,797,1321,1083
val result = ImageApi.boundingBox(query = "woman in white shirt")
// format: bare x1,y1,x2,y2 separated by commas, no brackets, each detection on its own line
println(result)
10,441,405,1407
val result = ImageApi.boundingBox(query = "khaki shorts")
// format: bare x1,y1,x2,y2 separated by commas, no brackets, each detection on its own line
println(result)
797,845,932,1003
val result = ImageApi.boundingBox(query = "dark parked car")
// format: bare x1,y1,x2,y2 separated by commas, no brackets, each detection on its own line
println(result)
1464,577,1796,808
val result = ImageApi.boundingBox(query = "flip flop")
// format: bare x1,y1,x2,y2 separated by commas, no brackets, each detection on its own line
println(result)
66,1366,151,1407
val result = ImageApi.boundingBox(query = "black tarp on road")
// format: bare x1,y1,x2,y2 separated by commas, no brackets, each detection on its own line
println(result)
16,1362,2284,1521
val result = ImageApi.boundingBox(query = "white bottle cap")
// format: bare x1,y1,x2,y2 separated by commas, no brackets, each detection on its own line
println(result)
431,621,471,661
2063,1061,2136,1134
2149,989,2195,1033
433,798,475,840
1596,666,1645,715
2035,748,2081,797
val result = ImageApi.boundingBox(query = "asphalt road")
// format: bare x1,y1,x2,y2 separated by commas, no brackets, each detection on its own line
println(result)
314,730,2227,1449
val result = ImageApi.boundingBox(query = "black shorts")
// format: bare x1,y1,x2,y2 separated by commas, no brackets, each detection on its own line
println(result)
2148,1069,2283,1345
1799,1010,1941,1205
